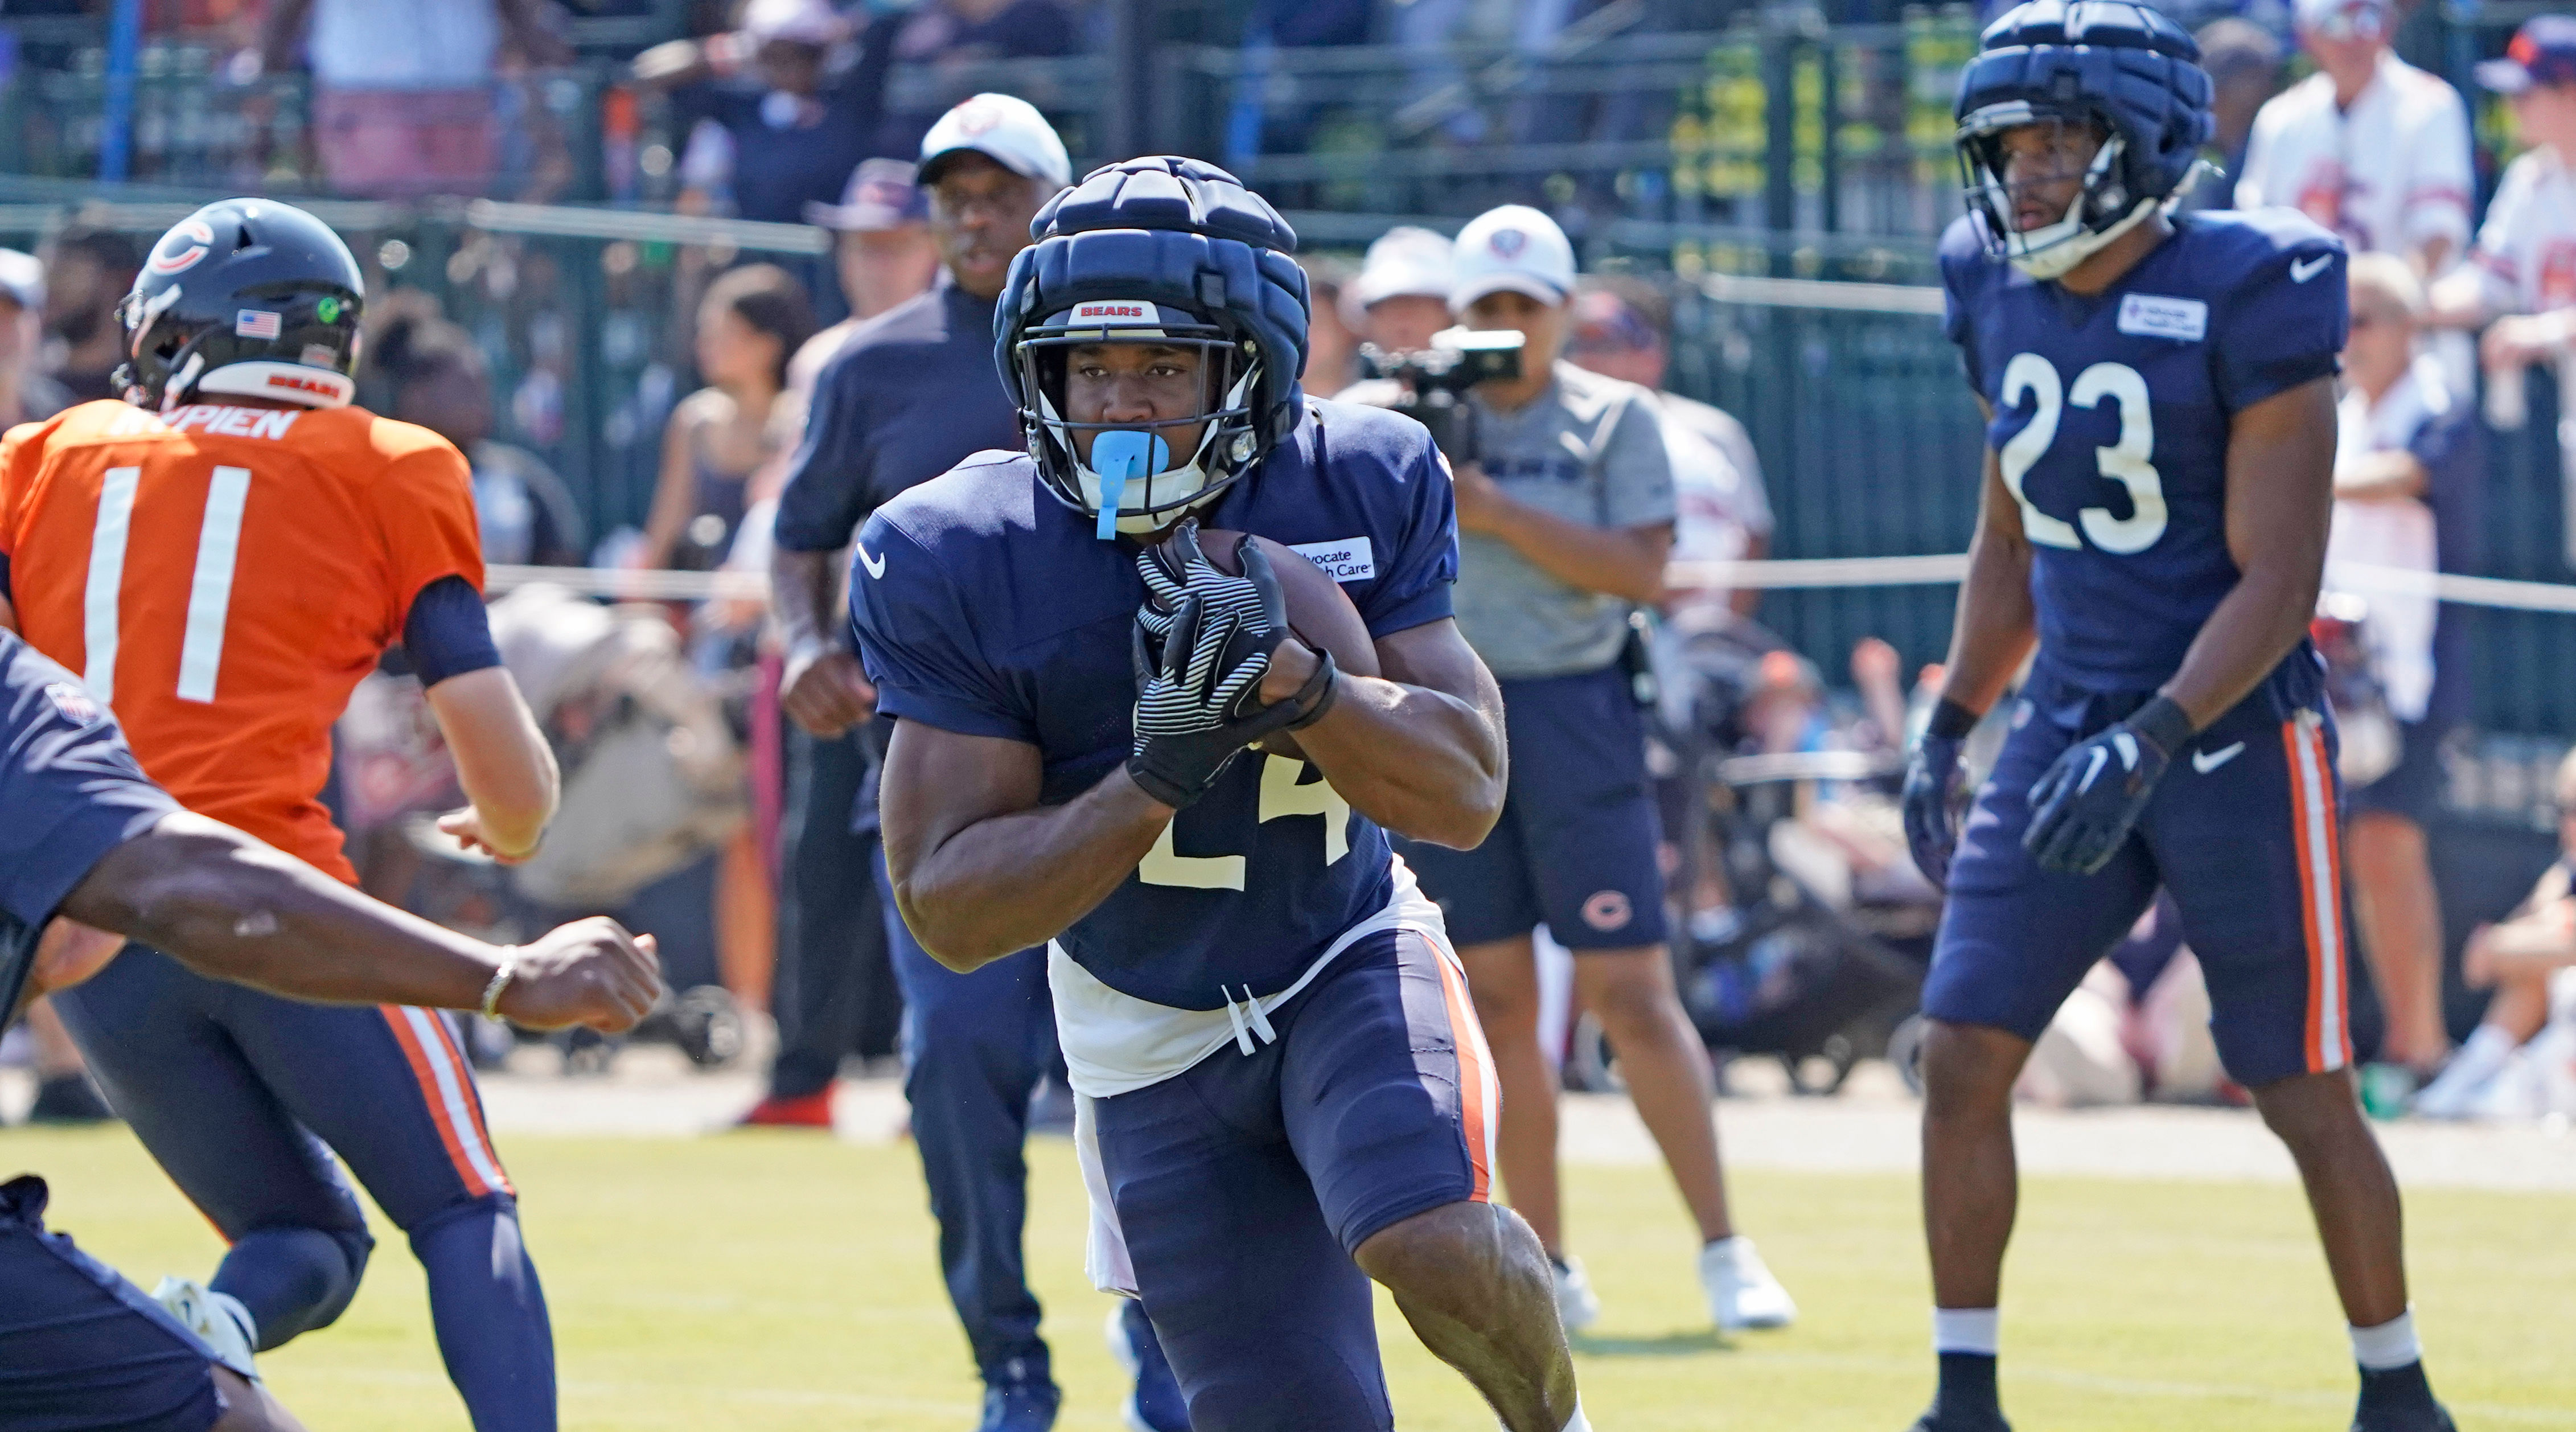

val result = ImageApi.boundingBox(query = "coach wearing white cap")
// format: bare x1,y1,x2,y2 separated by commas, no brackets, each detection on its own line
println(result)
760,93,1182,1432
1387,203,1798,1341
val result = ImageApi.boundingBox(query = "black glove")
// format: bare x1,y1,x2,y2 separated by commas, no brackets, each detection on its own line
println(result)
2023,696,2192,875
1126,535,1336,810
1901,713,1971,889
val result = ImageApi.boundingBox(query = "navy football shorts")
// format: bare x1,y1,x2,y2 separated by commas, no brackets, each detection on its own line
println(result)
1926,671,2356,1087
0,1176,224,1432
1089,927,1497,1432
1405,663,1670,950
2343,716,2455,826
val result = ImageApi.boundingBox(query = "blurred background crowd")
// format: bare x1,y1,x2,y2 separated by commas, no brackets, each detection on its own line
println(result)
4,0,2576,1136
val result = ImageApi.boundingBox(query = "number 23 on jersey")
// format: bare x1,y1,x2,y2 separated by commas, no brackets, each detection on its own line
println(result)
1995,354,2169,555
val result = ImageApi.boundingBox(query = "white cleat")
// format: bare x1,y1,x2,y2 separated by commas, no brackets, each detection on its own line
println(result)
1700,1236,1796,1331
151,1277,260,1381
1552,1256,1601,1335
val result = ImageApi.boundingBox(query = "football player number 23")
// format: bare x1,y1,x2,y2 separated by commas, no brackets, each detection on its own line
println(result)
1996,355,2167,554
82,464,252,707
1139,756,1352,891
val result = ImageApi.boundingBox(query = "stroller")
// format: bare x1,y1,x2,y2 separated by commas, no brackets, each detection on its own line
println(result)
337,584,753,1070
1629,619,1936,1094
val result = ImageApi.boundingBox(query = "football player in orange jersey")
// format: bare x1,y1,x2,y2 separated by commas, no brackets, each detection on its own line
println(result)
0,200,570,1432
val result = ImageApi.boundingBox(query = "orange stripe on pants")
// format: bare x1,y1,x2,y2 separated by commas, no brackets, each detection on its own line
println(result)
380,1007,500,1199
426,1010,514,1197
2282,720,2352,1074
1431,948,1496,1203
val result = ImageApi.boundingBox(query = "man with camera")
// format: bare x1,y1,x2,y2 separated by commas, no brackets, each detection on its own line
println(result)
1351,205,1796,1335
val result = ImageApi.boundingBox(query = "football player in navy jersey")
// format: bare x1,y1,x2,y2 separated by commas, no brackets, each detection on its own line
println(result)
0,627,658,1432
1900,5,2452,1431
854,158,1591,1432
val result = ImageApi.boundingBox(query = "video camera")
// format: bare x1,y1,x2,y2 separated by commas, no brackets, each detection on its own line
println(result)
1355,327,1525,465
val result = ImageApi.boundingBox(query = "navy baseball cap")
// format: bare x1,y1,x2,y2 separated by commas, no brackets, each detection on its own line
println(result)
2478,16,2576,93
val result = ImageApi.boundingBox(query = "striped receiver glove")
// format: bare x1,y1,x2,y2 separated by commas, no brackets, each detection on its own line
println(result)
1127,526,1337,810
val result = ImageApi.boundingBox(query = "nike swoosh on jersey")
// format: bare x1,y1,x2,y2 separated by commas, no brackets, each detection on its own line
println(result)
857,543,886,579
2290,254,2332,283
2192,741,2247,774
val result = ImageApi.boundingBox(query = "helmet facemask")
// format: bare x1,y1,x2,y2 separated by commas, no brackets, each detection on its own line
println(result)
1015,302,1265,538
1958,104,2164,280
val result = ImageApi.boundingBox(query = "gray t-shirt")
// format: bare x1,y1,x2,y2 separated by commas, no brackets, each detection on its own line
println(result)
1457,362,1675,678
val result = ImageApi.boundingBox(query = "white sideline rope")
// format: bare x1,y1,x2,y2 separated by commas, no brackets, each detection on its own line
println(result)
488,556,2576,616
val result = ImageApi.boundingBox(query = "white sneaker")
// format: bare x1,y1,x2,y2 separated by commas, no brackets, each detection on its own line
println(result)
151,1277,258,1380
1551,1256,1601,1334
1700,1236,1796,1331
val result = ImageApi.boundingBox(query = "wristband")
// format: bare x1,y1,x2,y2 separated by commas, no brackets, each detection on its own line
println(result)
479,954,519,1022
2126,695,2196,759
1927,697,1982,741
1281,649,1340,731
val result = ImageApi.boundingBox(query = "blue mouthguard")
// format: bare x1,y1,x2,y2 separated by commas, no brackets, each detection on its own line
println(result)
1091,430,1171,540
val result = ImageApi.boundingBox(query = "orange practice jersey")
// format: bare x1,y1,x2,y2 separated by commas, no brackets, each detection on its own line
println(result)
0,399,484,883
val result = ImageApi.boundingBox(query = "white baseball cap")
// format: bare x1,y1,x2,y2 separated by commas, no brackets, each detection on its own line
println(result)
1349,226,1456,310
742,0,843,46
918,93,1073,190
0,249,41,312
1450,205,1577,311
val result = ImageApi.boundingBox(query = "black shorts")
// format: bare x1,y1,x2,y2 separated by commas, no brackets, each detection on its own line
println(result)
2343,716,2454,826
1403,664,1669,950
0,1176,224,1432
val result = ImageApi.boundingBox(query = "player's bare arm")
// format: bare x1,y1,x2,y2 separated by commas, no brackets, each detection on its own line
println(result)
1936,403,2040,715
2160,375,2336,728
425,666,559,861
881,724,1172,971
771,543,877,736
31,810,658,1030
1257,616,1504,850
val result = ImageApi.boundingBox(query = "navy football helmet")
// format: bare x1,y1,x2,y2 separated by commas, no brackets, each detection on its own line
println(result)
116,198,365,413
997,156,1309,537
1954,0,2215,278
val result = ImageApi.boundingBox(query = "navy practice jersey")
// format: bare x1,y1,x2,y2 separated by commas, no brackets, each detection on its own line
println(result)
1941,210,2348,692
851,397,1459,1009
0,630,179,1019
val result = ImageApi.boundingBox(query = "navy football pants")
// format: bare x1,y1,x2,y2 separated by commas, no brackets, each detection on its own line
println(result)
1093,927,1497,1432
874,850,1059,1386
769,727,898,1098
0,1176,223,1432
55,947,554,1431
1928,680,2355,1086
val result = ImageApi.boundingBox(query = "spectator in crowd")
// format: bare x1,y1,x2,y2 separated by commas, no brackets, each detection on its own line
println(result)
1343,225,1459,359
1564,274,1774,623
1360,204,1796,1338
2186,19,2285,212
2321,253,2481,1083
2413,747,2576,1118
2236,0,2471,274
38,227,137,406
372,309,587,568
638,0,884,241
790,158,943,399
872,0,1079,160
2430,17,2576,412
643,264,816,573
1296,252,1361,395
0,249,72,428
763,94,1185,1429
259,0,570,198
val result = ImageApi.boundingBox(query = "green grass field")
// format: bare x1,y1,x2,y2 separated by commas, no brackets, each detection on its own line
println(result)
9,1126,2571,1431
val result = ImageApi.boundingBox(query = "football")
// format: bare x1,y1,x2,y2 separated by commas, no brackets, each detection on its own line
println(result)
1176,527,1378,759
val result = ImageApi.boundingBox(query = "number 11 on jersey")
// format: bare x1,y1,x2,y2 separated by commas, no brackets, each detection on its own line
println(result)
83,463,253,705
